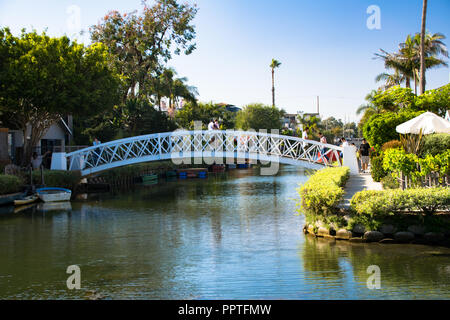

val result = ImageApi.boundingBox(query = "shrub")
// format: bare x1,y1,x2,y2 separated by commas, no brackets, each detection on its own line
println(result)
381,174,399,190
351,187,450,217
421,133,450,157
383,148,420,181
419,150,450,179
32,170,81,190
0,174,23,195
381,140,402,152
371,155,387,182
296,167,350,223
363,110,424,151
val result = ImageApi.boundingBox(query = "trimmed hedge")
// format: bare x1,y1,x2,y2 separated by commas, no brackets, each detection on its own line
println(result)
32,170,81,190
0,174,23,195
351,187,450,217
297,167,350,222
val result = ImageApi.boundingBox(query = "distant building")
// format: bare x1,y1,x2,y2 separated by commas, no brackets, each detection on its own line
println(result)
4,116,73,164
217,103,241,113
282,113,299,130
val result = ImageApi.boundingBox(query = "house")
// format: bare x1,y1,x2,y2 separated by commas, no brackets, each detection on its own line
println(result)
4,116,73,165
217,103,241,113
282,113,299,130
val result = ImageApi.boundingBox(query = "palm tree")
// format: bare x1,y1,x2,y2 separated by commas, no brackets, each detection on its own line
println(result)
375,70,405,90
375,48,414,89
375,32,448,93
419,0,428,94
356,90,382,116
270,59,281,107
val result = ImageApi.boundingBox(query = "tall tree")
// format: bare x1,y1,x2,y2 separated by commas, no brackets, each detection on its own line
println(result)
270,59,281,107
91,0,198,103
236,103,285,131
375,32,447,93
0,28,120,164
419,0,428,94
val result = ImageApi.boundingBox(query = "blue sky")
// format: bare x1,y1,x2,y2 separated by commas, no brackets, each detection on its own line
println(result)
0,0,449,123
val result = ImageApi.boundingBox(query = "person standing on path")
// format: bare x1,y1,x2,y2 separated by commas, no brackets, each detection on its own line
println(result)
359,138,371,173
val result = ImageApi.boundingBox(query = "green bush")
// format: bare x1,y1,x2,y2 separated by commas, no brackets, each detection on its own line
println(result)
363,110,424,151
421,133,450,157
381,174,399,190
0,174,23,195
32,170,81,190
415,84,450,117
351,187,450,218
370,155,387,182
383,148,420,181
296,167,350,223
383,148,449,183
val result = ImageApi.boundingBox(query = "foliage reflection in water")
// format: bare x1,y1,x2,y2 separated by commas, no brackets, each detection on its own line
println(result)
0,166,449,299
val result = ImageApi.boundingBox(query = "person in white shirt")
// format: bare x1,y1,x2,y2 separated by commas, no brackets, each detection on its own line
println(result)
302,127,309,149
319,132,328,162
208,120,215,131
31,151,51,169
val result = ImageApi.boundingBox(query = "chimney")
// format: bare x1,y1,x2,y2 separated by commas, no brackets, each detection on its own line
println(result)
316,96,319,115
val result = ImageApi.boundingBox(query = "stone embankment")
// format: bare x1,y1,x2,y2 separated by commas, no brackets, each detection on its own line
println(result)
303,223,450,247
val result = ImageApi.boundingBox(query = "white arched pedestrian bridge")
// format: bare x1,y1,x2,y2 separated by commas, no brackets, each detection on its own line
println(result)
57,130,356,177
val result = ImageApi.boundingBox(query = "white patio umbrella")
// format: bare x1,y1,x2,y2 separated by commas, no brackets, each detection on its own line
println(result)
396,112,450,135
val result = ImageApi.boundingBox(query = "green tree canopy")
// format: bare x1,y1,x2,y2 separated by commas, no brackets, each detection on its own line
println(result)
363,110,424,151
175,102,237,130
91,0,198,103
235,103,285,131
0,27,120,163
415,83,450,116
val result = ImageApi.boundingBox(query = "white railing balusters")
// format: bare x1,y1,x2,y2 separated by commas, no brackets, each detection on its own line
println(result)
65,130,344,176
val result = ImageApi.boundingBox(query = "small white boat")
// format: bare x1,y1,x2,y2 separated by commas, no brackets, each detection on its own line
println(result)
36,187,72,202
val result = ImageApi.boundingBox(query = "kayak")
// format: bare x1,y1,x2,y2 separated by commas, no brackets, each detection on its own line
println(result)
0,191,27,206
14,195,39,206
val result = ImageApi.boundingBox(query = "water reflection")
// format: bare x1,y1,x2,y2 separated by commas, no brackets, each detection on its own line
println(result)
301,235,450,299
0,166,449,299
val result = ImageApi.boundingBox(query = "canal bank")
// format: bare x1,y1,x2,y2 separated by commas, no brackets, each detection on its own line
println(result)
1,165,450,299
299,167,450,247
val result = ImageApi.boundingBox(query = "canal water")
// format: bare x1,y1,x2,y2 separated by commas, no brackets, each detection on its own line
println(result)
0,166,449,299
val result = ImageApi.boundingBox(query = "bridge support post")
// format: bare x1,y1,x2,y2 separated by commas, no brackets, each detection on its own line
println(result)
343,146,359,175
51,152,67,171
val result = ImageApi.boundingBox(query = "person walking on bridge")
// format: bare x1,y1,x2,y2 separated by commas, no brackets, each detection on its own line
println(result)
302,127,309,150
318,132,328,163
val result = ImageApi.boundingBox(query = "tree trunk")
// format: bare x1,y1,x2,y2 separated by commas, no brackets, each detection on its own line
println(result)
419,0,427,95
271,69,275,107
413,70,417,95
405,77,411,89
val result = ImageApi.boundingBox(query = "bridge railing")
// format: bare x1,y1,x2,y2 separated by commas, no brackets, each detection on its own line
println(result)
64,130,345,175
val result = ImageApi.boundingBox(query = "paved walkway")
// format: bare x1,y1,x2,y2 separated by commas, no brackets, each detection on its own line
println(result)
340,172,383,209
